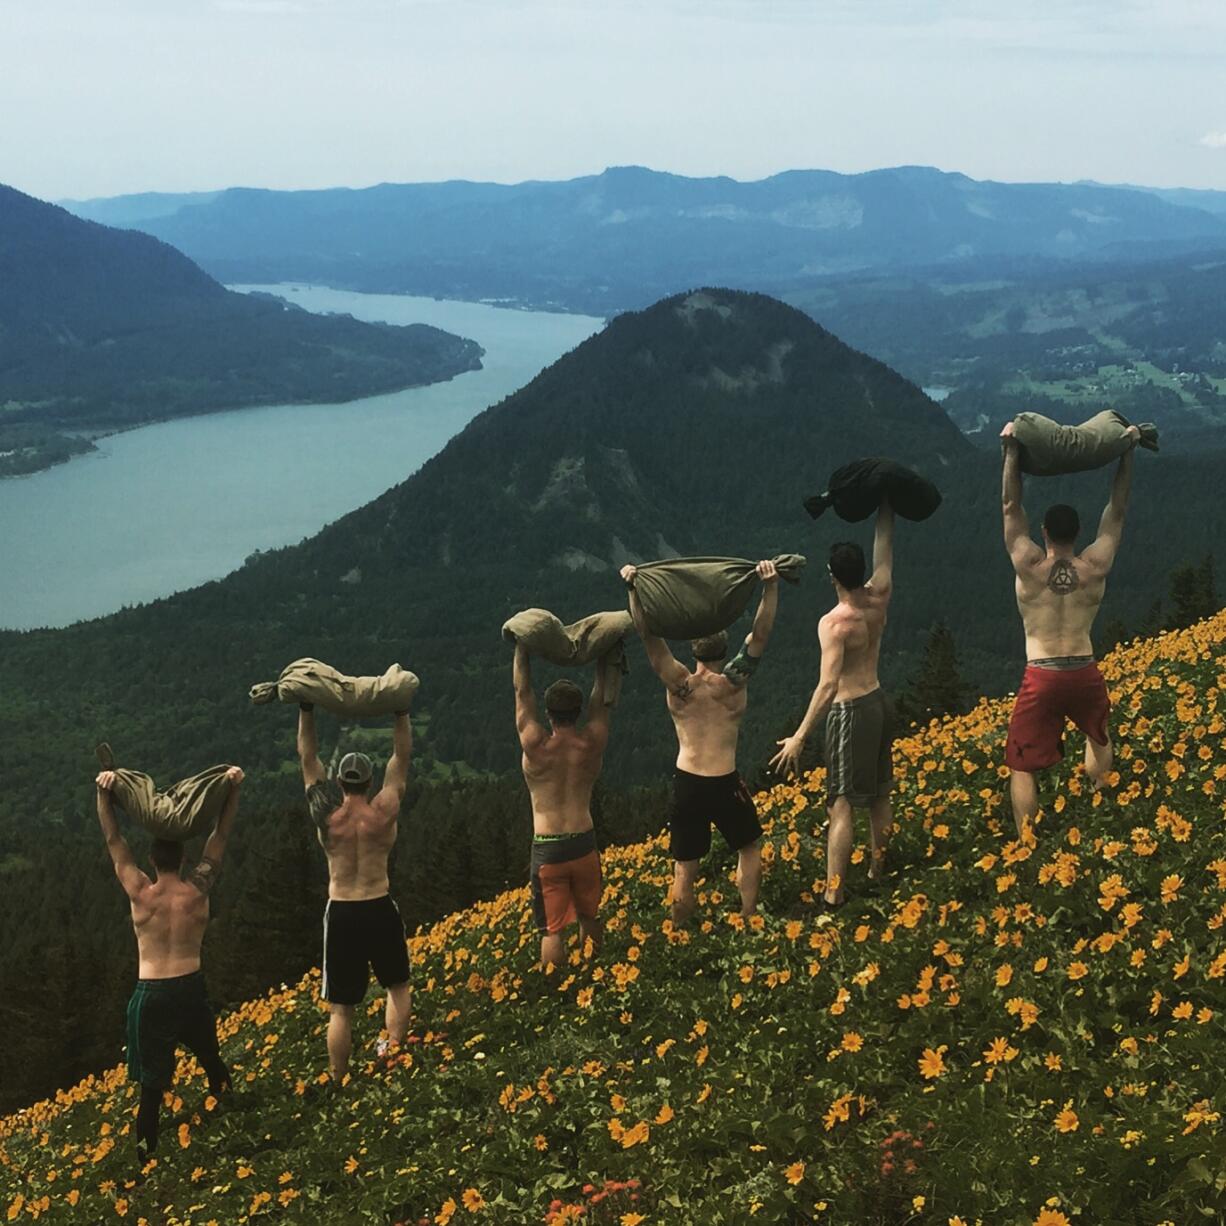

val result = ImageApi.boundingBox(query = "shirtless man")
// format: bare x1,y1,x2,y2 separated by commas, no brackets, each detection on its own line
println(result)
771,504,895,908
297,705,413,1078
514,645,611,970
622,560,780,923
1000,421,1138,836
95,765,242,1157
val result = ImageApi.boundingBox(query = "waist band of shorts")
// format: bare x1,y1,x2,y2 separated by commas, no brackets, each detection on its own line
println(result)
830,687,885,711
530,828,597,864
136,969,205,989
673,767,740,785
533,829,594,843
1028,655,1096,671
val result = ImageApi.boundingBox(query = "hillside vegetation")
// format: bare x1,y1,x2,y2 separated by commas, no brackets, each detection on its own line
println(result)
0,185,482,475
3,612,1224,1225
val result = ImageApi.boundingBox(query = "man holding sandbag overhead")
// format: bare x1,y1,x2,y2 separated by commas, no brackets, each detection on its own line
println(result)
621,558,783,925
94,762,243,1159
999,419,1140,838
772,503,897,909
513,644,611,972
296,701,414,1079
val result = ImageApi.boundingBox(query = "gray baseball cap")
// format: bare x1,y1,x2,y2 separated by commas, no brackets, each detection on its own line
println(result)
337,752,373,785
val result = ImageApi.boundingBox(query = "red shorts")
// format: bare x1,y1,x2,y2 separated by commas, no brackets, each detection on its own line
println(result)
530,831,602,934
1005,662,1110,772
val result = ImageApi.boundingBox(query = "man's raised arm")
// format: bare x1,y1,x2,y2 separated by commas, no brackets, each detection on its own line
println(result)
621,565,691,695
1000,424,1041,568
745,560,780,656
1081,436,1138,572
378,711,413,806
297,705,325,789
870,501,895,592
770,620,847,778
190,766,244,894
514,644,546,749
95,771,148,899
584,655,612,744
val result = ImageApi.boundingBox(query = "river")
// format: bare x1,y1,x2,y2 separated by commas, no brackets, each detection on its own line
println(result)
0,287,603,630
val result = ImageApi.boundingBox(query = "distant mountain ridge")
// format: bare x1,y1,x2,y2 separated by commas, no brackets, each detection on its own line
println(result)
0,185,483,474
61,165,1226,313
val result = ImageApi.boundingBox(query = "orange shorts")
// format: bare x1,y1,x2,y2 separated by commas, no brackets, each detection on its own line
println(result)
530,830,602,934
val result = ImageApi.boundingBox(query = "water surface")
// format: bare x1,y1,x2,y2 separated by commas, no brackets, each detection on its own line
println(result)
0,287,602,629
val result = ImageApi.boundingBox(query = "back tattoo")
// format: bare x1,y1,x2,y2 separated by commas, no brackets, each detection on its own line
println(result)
1047,559,1080,596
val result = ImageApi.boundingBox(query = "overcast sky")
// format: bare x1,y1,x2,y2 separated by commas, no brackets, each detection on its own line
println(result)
4,0,1226,201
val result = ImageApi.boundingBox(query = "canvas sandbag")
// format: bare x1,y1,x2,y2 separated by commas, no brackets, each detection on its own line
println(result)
628,554,806,640
107,763,235,842
502,608,633,705
805,457,941,523
1012,409,1159,476
250,657,419,716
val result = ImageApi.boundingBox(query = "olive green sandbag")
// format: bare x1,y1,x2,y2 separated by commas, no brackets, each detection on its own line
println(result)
249,657,419,716
502,609,633,705
628,554,806,640
1012,409,1159,476
107,764,235,842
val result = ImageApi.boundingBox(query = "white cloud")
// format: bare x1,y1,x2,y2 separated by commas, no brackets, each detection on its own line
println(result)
1200,131,1226,149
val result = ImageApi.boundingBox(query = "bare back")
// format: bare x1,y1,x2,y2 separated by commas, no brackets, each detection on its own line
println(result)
822,581,890,701
129,875,210,980
667,667,748,776
320,795,399,901
522,728,605,834
1013,552,1107,659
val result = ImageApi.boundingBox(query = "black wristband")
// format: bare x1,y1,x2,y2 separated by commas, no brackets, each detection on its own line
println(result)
394,709,410,717
299,702,314,712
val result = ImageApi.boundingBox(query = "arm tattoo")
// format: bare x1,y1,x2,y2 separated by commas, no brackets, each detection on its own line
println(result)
187,856,220,895
672,679,693,701
1047,560,1080,596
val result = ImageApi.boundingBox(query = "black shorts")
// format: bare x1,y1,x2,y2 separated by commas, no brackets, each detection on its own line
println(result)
669,769,763,863
321,895,410,1006
125,971,220,1090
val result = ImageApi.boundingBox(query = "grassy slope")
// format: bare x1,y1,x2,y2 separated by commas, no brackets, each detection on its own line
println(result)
3,615,1225,1226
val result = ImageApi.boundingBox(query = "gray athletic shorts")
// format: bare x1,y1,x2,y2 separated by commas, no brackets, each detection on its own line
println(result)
824,688,895,806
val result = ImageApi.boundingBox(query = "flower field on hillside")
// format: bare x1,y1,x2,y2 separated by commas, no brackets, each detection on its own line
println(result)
3,614,1225,1225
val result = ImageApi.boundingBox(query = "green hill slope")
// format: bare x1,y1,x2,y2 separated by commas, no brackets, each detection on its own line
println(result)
0,185,483,475
3,611,1224,1224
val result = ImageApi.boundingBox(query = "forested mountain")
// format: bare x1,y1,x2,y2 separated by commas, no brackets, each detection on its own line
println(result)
0,185,483,474
62,166,1226,313
1,288,1220,1108
781,248,1226,445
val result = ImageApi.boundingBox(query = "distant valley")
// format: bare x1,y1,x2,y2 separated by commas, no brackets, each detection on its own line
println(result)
62,165,1226,447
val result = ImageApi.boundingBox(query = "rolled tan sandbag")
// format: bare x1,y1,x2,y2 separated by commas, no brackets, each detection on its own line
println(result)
1012,409,1159,476
629,554,805,640
250,657,419,716
502,609,633,704
107,764,234,842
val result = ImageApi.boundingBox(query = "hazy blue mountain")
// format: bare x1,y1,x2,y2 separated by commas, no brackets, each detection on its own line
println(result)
57,189,224,226
63,166,1226,313
0,185,483,474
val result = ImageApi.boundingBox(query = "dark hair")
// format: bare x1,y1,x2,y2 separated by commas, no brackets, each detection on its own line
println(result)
691,631,729,662
544,679,584,725
339,779,369,796
150,838,183,873
828,542,866,590
1043,504,1080,545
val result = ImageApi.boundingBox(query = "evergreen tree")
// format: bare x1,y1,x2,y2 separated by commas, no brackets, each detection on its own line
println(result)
897,621,973,727
1168,555,1218,629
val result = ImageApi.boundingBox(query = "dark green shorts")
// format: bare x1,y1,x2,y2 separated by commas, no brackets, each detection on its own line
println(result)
125,971,219,1089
